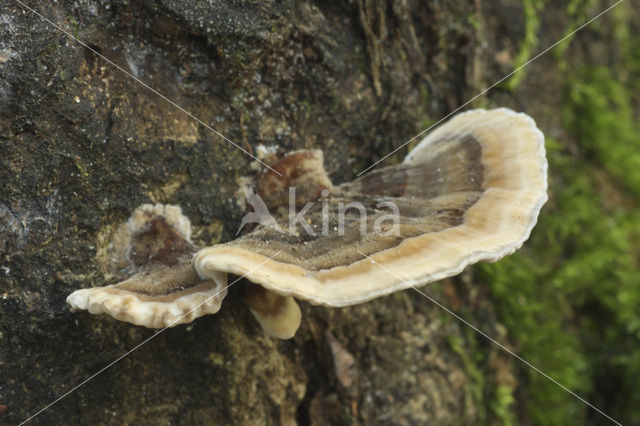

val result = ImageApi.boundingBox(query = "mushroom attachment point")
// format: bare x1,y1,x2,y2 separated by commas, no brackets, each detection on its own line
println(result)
67,204,227,328
243,284,302,339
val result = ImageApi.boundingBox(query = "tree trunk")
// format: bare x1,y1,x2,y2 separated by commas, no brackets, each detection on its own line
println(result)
1,1,638,425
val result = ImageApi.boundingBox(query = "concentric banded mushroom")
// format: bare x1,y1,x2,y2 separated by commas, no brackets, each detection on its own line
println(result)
66,204,227,328
67,108,547,339
194,108,547,336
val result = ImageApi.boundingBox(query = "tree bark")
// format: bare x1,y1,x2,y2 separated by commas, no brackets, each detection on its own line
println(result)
1,1,637,425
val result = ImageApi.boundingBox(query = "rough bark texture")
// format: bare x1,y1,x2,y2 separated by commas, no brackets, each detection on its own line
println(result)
1,1,639,425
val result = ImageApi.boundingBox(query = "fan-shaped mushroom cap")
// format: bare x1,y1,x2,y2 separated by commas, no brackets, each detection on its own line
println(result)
194,108,548,307
67,204,227,328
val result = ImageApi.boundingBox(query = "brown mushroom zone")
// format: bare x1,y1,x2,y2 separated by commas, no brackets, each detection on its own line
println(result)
229,135,484,270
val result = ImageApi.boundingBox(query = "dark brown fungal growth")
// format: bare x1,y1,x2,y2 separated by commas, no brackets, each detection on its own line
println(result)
127,216,197,267
67,204,227,328
256,149,334,209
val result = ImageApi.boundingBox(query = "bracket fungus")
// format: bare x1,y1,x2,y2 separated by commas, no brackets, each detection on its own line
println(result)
68,108,547,339
66,204,227,328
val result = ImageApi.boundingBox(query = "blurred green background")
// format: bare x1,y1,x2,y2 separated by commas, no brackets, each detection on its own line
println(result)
466,0,640,424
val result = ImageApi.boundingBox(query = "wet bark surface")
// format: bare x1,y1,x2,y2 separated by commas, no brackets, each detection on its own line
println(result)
1,0,636,425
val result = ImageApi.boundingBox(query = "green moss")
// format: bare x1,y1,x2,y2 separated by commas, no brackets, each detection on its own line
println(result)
208,352,225,367
491,385,516,426
447,334,486,423
478,31,640,426
74,157,90,180
553,0,598,72
503,0,545,90
565,68,640,197
448,315,522,425
478,135,639,424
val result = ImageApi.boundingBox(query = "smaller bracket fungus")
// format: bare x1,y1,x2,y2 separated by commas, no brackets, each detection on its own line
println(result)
67,204,227,328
